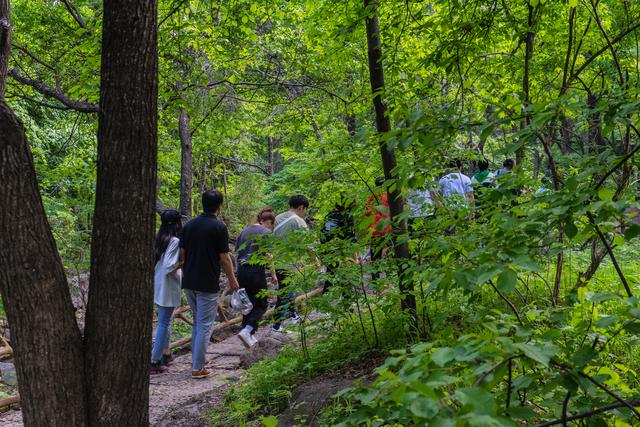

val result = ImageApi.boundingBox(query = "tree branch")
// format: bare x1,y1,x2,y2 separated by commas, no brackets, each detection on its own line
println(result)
211,154,271,175
586,211,632,297
9,69,98,113
553,360,640,419
60,0,88,30
189,92,227,137
590,0,624,86
568,20,640,86
488,279,524,325
7,92,76,110
12,43,56,71
535,399,640,427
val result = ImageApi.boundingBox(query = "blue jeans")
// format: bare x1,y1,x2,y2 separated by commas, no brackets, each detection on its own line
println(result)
151,305,175,362
185,289,218,371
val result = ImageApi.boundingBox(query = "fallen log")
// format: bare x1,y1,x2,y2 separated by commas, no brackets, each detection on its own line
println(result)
169,286,324,350
0,394,19,409
0,336,12,357
176,313,192,325
173,305,191,316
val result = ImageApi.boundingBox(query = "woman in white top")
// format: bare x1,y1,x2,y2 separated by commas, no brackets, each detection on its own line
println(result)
150,209,183,374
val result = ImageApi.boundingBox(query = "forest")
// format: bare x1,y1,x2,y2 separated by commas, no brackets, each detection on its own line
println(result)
1,0,640,425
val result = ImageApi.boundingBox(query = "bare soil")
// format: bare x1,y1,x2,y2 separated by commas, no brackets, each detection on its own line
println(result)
0,324,291,427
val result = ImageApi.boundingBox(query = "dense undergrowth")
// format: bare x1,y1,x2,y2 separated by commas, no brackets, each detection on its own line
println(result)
209,173,640,426
210,247,640,426
207,305,408,426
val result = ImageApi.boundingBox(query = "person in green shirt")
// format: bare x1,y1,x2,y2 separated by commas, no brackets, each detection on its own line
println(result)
471,159,494,187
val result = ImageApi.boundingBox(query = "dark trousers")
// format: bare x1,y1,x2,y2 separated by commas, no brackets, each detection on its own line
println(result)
322,262,337,294
273,269,296,328
238,265,269,333
370,236,385,281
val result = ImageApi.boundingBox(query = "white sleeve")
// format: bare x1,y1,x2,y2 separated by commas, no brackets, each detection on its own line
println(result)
438,178,446,193
163,238,181,272
464,176,473,193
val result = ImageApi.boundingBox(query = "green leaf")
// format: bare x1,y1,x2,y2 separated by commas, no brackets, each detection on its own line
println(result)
507,405,536,420
515,343,556,367
497,269,518,292
565,221,578,239
558,372,579,393
455,387,495,415
480,124,495,142
595,315,619,329
409,398,439,419
476,267,501,285
624,224,640,240
598,188,614,201
573,346,597,367
568,0,578,7
589,293,622,303
260,416,278,427
431,347,455,367
623,321,640,333
512,257,541,271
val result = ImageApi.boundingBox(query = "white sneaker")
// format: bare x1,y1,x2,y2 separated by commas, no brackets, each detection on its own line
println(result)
249,334,258,346
238,329,254,348
289,313,301,324
271,325,290,334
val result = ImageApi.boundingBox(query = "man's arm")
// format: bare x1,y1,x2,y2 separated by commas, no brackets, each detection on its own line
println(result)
220,252,239,290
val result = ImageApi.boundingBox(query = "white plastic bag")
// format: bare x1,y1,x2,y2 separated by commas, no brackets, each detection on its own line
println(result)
230,288,254,315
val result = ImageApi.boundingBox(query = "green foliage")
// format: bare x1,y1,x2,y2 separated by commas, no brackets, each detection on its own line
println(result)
209,310,407,426
8,0,640,425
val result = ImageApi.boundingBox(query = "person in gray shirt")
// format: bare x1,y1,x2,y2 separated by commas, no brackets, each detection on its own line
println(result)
272,195,309,332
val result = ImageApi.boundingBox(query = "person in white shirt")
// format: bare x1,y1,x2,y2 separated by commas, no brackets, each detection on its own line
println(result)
495,158,515,177
438,160,474,207
150,209,183,374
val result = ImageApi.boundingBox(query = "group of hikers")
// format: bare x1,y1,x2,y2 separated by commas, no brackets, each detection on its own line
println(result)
149,157,522,379
150,191,311,379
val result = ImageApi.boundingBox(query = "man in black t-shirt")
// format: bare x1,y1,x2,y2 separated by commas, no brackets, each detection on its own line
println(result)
180,190,239,379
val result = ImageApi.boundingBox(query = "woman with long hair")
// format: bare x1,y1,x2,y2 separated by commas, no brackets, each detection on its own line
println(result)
150,209,183,374
236,207,277,347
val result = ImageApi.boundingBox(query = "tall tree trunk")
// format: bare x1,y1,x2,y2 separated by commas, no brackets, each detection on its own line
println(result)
518,4,535,168
83,0,158,424
267,136,274,175
178,108,193,219
0,100,89,427
363,0,416,320
560,117,574,154
0,0,9,98
587,93,604,152
344,111,357,136
0,2,88,425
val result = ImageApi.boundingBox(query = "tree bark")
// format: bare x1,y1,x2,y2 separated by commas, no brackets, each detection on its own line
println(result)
178,108,193,219
0,103,89,427
518,4,536,168
587,93,605,151
267,136,274,175
83,0,158,424
0,2,88,425
0,0,10,98
363,0,416,319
